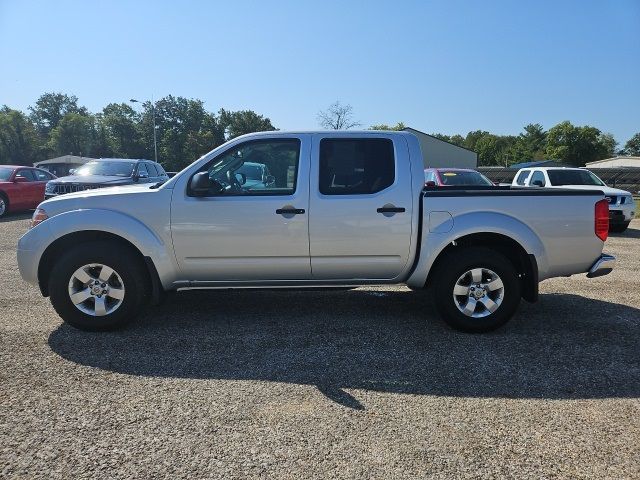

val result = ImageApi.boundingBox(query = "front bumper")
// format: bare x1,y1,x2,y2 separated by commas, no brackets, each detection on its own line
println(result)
608,202,635,223
586,254,616,278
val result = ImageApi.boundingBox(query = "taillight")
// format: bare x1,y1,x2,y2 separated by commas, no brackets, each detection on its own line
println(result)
595,199,609,241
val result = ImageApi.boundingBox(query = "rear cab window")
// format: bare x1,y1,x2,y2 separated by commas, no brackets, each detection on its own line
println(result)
319,138,395,195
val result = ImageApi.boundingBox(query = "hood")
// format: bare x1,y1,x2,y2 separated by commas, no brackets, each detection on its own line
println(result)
49,174,134,185
551,184,632,196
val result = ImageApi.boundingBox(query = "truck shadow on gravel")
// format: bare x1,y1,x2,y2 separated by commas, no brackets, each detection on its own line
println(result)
48,290,640,409
610,227,640,239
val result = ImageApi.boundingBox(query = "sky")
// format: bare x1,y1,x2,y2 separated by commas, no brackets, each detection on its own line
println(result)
1,0,639,144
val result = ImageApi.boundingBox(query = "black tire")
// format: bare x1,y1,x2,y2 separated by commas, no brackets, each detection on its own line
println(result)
432,247,521,333
609,221,630,233
0,192,8,218
48,241,149,331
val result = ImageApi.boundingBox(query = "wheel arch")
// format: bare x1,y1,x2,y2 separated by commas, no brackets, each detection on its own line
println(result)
425,232,538,303
37,230,162,300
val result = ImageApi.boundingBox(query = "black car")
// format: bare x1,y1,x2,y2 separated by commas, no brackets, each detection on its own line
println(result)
44,158,169,199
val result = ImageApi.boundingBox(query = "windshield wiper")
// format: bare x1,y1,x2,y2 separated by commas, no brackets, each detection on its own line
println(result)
149,181,166,189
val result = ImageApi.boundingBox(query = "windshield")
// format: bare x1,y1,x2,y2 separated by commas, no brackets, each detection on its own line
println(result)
547,169,605,186
439,170,493,186
0,167,14,181
237,163,263,180
75,161,135,177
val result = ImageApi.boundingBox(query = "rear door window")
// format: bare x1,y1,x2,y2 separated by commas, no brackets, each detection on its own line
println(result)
146,163,159,176
137,163,149,177
319,138,395,195
34,169,53,181
530,170,546,187
515,170,530,185
16,169,36,181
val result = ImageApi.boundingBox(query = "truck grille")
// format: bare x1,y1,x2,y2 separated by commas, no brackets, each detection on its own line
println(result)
53,184,102,195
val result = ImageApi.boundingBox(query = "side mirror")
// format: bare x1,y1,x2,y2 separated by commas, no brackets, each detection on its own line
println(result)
425,180,436,187
190,172,224,196
531,180,544,187
69,169,75,175
235,172,247,185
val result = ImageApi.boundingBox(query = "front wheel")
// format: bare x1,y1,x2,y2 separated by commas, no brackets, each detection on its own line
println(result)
48,241,149,331
432,247,521,333
610,221,630,233
0,194,8,218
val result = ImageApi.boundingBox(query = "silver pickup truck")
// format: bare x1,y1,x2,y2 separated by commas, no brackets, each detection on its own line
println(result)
17,131,615,333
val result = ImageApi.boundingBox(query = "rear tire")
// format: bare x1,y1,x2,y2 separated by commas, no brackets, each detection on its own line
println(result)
432,247,521,333
48,241,149,331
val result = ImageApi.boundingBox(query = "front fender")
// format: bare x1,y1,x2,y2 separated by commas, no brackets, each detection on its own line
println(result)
407,211,548,288
18,208,177,289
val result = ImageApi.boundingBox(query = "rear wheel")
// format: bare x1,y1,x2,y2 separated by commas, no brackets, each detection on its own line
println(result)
432,247,521,333
48,241,149,331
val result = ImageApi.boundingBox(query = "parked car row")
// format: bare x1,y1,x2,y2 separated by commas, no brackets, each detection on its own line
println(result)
0,159,168,218
511,167,635,232
3,160,635,235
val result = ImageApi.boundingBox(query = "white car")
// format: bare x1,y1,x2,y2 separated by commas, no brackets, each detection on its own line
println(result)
512,167,635,232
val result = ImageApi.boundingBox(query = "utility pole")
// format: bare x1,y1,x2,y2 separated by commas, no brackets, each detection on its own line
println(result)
130,97,158,162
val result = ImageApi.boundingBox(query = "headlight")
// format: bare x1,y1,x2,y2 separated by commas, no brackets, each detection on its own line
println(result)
45,182,55,193
30,208,49,229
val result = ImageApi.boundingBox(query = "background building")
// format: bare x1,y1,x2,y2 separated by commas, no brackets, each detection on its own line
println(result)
34,155,95,177
586,156,640,168
404,127,477,168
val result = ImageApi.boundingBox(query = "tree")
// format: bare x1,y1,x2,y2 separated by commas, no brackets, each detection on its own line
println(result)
98,103,146,158
0,107,40,165
369,122,406,131
29,92,87,136
317,101,360,130
46,113,97,157
545,121,616,166
219,109,276,139
623,133,640,156
463,130,491,151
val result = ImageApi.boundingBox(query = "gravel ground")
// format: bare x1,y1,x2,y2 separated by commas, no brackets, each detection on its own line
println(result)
1,213,639,479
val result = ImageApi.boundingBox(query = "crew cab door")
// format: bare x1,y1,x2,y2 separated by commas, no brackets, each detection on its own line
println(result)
170,135,311,281
308,134,413,280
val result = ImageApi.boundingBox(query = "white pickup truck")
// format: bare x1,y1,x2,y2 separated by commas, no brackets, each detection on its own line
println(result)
18,131,615,333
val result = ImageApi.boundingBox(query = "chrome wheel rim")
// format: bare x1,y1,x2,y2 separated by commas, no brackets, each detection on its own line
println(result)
0,199,5,216
452,268,504,318
67,263,125,317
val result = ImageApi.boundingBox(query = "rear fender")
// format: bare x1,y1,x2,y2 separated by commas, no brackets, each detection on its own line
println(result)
407,211,548,288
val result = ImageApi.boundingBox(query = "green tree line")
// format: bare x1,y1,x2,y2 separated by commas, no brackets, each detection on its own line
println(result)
1,93,638,170
371,122,640,167
0,93,276,171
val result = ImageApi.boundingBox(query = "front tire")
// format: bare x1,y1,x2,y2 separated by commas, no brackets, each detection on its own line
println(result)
432,247,521,333
610,221,630,233
48,241,149,331
0,193,8,218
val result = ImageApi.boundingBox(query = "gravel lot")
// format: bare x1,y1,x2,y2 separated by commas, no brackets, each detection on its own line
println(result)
1,214,639,479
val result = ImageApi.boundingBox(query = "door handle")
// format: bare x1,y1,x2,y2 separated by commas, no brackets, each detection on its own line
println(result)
276,208,305,215
377,206,405,213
